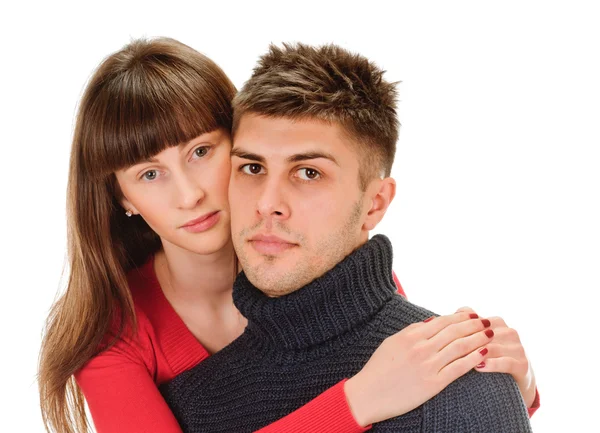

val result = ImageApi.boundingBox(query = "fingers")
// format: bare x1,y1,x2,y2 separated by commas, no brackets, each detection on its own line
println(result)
414,312,480,340
438,344,490,384
481,342,526,359
487,316,508,328
485,320,521,344
433,328,495,369
474,340,530,379
474,356,527,376
427,317,491,352
455,306,476,314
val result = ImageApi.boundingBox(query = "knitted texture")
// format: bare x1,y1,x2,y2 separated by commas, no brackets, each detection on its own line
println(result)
161,235,532,432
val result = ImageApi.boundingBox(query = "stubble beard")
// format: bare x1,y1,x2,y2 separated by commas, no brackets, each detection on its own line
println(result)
235,197,365,297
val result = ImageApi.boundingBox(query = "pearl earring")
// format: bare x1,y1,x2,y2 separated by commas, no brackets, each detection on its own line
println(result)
125,210,133,217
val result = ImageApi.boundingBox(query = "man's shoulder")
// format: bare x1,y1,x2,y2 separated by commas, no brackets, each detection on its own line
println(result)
422,370,532,432
380,293,437,327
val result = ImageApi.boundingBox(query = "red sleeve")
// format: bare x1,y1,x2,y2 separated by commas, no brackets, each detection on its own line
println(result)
392,271,406,297
528,388,540,417
255,379,370,433
75,312,183,433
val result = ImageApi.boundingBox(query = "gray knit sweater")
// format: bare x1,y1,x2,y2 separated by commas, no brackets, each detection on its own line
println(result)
161,235,532,432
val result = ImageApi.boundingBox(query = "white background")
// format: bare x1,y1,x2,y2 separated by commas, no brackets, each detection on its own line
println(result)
2,1,598,431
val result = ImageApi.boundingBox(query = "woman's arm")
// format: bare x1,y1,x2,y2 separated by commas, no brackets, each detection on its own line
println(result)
75,313,183,433
76,355,183,433
255,380,368,433
392,271,406,297
256,312,492,432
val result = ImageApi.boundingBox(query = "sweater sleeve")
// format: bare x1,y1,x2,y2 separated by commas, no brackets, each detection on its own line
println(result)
254,379,369,433
75,312,183,433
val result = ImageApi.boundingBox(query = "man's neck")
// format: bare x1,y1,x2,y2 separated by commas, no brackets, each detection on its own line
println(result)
233,235,398,354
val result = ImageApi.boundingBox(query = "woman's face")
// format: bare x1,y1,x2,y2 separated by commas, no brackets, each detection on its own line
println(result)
115,128,232,256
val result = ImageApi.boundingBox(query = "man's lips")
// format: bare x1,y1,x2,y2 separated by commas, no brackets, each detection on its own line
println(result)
248,234,297,255
180,211,221,233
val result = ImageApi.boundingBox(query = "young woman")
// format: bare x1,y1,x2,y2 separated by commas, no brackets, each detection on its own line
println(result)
38,38,537,433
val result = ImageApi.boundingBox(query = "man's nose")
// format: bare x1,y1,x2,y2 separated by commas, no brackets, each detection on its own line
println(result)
256,176,290,222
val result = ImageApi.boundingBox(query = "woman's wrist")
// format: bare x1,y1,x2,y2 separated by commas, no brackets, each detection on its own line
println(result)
344,375,373,428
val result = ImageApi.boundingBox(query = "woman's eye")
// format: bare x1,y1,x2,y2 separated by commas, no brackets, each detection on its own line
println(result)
296,168,321,181
193,146,209,158
142,170,158,181
241,164,264,175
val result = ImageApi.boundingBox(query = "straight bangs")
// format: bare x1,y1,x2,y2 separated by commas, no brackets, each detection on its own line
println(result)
78,38,236,180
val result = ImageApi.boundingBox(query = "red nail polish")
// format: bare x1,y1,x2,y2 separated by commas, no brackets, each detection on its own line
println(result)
469,313,479,319
476,362,486,368
479,348,488,356
481,319,491,328
424,317,434,323
485,329,494,338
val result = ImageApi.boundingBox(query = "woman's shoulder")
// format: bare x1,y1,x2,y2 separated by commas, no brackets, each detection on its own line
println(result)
124,255,211,380
77,257,161,375
125,255,173,329
127,254,160,303
79,255,209,383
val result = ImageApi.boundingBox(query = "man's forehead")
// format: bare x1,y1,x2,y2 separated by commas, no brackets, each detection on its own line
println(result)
232,114,351,162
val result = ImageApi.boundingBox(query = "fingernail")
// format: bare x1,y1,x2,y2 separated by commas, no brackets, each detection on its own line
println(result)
481,319,491,328
485,329,494,338
469,313,479,319
476,362,486,368
424,317,434,323
479,348,488,356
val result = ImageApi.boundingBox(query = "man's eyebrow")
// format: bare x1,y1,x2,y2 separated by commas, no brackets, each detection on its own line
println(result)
230,148,339,166
230,148,266,163
286,152,339,166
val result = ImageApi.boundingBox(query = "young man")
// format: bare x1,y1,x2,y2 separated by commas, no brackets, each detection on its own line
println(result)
161,43,535,432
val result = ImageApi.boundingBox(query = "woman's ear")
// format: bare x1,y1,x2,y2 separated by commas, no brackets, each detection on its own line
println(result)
120,196,139,216
362,177,396,231
114,175,139,216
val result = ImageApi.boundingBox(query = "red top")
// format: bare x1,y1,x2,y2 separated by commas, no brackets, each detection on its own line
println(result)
75,257,537,433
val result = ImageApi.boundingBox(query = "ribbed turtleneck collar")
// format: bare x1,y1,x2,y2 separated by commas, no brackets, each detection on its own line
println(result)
233,235,397,353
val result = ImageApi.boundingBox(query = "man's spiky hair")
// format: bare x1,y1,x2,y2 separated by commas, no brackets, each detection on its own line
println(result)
232,43,399,188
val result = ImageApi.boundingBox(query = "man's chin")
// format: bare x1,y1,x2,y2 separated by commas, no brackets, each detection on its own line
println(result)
244,269,305,298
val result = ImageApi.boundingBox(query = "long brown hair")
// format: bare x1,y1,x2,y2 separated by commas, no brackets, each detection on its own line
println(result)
38,37,236,433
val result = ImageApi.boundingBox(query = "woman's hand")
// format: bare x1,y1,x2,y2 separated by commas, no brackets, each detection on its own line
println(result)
344,311,494,427
456,307,537,408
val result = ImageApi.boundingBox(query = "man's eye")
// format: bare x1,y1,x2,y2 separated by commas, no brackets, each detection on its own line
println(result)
142,170,158,181
193,146,209,158
296,168,320,181
241,164,264,175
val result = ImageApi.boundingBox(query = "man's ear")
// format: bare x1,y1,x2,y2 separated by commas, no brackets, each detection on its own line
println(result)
362,177,396,231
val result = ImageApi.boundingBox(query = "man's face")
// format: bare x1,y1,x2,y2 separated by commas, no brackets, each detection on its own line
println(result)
229,114,370,296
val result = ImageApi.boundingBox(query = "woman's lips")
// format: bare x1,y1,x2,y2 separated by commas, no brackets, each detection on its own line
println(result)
181,211,221,233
